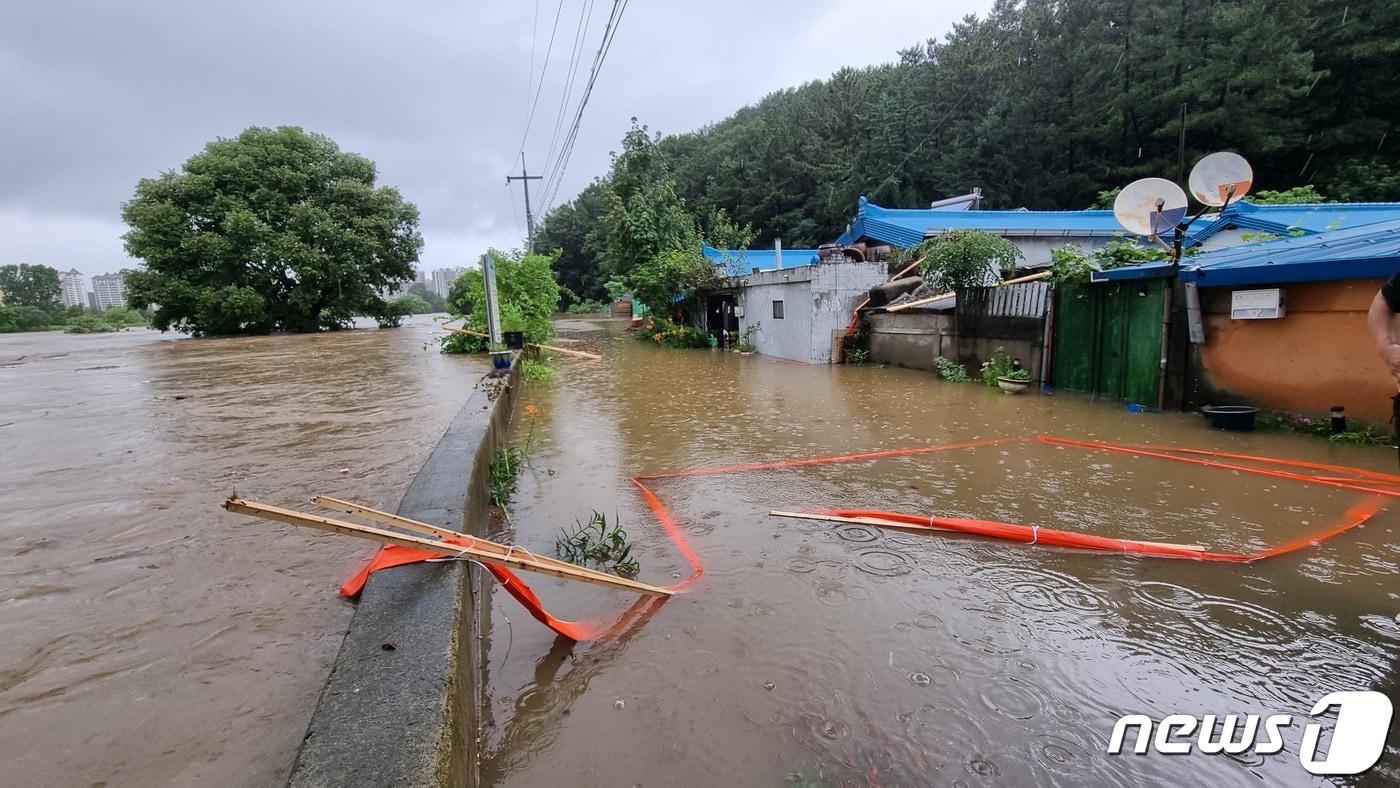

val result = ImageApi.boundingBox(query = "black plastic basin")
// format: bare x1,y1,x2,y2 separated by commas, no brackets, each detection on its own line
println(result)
1202,405,1258,431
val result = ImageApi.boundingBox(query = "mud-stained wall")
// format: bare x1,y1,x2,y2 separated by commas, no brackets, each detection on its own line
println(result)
1194,278,1392,422
868,311,954,371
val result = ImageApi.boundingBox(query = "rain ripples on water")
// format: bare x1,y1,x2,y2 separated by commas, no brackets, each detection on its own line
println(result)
472,324,1399,787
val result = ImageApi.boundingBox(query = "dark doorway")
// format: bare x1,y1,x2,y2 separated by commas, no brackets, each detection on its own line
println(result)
706,293,739,348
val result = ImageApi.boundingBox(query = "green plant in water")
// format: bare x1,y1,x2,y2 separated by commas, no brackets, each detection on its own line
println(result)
1003,368,1032,381
489,446,525,509
934,355,969,382
845,347,869,365
520,357,556,381
555,511,640,576
980,346,1016,386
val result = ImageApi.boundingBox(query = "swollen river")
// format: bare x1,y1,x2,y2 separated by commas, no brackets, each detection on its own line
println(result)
479,320,1398,786
0,317,485,786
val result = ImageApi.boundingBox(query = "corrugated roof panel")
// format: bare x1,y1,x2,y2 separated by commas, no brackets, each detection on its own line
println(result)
835,196,1130,248
702,245,822,273
1099,218,1400,286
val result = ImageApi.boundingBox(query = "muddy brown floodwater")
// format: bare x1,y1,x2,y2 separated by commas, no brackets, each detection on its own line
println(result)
480,321,1398,787
0,316,485,787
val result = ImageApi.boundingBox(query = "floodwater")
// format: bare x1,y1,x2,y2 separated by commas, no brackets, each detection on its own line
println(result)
480,321,1399,786
0,316,486,787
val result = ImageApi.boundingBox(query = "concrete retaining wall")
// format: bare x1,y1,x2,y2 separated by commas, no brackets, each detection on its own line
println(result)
287,361,520,788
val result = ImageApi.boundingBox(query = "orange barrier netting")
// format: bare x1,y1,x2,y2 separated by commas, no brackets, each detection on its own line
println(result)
342,435,1391,640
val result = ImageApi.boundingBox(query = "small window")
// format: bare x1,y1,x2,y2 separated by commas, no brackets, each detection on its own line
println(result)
772,300,784,319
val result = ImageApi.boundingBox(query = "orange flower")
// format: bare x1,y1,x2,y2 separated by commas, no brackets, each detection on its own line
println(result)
524,404,539,417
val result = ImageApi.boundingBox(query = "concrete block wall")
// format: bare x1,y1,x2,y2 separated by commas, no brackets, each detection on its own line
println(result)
737,260,886,364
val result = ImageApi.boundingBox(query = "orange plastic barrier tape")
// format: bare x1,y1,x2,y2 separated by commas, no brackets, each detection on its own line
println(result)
341,434,1391,639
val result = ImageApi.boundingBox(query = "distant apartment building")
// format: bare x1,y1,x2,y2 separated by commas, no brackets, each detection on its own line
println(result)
58,269,87,308
414,269,427,286
92,272,127,310
431,267,465,298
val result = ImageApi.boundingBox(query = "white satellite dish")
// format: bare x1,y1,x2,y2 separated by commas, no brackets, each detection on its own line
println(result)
1114,178,1188,237
1188,152,1253,207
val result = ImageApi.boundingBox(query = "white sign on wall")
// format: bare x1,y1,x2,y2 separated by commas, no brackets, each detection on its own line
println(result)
1230,288,1285,320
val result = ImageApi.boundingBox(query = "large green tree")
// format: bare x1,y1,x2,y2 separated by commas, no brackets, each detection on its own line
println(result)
121,126,423,335
0,264,60,309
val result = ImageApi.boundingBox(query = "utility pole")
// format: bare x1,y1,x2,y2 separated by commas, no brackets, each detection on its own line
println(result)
506,153,542,251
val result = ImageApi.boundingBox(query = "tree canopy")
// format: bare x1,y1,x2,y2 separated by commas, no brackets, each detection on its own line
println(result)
538,0,1399,299
121,126,423,335
0,264,60,308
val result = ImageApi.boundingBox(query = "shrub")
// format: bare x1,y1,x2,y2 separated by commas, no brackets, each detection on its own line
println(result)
934,356,969,382
566,299,606,314
64,313,117,333
441,248,561,354
520,357,556,381
845,347,870,365
639,315,711,349
908,229,1021,293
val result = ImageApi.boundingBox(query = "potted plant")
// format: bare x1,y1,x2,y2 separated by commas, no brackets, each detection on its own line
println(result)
501,305,526,350
488,341,512,369
996,368,1033,393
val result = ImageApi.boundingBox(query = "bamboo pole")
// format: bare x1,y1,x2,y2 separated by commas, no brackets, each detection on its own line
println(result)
769,510,958,533
224,498,672,596
768,510,1206,552
308,495,628,583
440,325,601,360
528,343,601,360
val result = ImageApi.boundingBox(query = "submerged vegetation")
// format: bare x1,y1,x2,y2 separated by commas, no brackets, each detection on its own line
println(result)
520,357,557,381
1254,410,1391,446
555,511,640,577
934,356,969,382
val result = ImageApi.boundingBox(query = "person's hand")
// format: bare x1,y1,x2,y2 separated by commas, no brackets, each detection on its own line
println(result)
1381,343,1400,391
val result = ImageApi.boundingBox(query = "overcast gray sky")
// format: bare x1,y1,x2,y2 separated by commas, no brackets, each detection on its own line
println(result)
2,0,991,282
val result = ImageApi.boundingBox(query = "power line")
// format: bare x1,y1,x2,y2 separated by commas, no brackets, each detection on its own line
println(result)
538,0,629,216
541,0,598,179
516,0,568,156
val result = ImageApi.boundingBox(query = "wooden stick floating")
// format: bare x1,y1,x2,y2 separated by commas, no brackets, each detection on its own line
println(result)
769,510,958,534
768,509,1206,552
308,496,633,584
441,325,601,360
224,497,672,596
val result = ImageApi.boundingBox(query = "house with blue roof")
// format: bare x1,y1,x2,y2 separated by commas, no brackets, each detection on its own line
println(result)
835,195,1132,268
1187,200,1400,250
699,242,886,363
1084,217,1400,422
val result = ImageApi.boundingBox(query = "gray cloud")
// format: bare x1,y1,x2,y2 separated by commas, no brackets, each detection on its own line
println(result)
1,0,990,280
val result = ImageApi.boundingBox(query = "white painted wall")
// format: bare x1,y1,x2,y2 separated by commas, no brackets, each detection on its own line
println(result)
735,260,886,363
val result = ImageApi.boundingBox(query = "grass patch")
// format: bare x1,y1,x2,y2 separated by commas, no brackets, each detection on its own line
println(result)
556,511,640,576
520,357,556,381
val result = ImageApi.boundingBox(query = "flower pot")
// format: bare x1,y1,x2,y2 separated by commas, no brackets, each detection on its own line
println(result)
996,376,1032,394
1201,405,1257,431
490,351,512,370
503,331,525,350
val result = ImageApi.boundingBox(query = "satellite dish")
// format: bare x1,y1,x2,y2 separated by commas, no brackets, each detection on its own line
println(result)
1189,152,1253,206
1114,178,1188,236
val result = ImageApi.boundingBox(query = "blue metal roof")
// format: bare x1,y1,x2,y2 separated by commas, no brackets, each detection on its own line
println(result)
834,196,1128,248
1097,218,1400,287
1187,199,1400,244
702,244,821,274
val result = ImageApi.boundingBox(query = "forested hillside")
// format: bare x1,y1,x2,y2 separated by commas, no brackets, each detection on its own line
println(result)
539,0,1400,300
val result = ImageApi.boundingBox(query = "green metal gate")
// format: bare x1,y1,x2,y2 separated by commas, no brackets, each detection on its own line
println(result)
1052,280,1167,404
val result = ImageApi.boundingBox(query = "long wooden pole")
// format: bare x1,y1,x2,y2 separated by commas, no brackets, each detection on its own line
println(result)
308,495,630,583
768,509,1205,552
224,498,672,596
440,325,601,360
769,510,958,533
